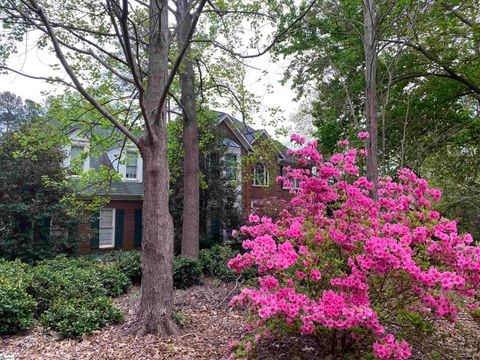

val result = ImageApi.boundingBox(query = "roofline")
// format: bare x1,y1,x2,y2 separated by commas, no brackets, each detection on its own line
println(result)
218,114,253,152
251,129,287,160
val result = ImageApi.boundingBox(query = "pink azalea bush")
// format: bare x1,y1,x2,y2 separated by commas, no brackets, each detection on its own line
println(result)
227,133,479,359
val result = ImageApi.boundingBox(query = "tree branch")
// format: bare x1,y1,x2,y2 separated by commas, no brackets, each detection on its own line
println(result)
27,0,139,146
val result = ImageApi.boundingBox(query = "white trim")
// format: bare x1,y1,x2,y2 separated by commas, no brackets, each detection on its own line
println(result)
282,167,300,190
253,162,269,187
125,151,139,181
250,129,287,160
99,208,115,249
218,114,253,152
66,143,90,175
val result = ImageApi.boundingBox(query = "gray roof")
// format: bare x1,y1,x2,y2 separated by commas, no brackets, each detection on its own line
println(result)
72,111,297,199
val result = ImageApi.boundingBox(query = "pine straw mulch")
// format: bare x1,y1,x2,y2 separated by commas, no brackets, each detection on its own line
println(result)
2,280,480,360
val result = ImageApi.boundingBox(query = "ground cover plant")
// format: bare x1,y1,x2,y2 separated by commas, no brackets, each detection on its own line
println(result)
0,251,213,339
228,133,480,359
0,260,36,335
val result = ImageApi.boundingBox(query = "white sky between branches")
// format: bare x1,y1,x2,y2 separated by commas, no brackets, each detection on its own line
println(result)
0,30,300,144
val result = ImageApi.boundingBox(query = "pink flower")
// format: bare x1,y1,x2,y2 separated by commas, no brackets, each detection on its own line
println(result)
357,131,369,139
227,137,478,360
249,214,260,223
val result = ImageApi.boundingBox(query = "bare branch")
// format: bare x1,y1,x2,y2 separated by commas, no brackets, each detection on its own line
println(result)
27,0,139,146
194,0,317,59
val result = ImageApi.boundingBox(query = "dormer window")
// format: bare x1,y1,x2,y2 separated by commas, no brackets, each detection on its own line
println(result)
69,144,88,175
125,151,138,180
253,162,269,187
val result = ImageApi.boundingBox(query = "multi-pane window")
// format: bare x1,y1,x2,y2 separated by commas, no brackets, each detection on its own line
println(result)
253,162,269,186
126,151,138,179
224,153,238,181
99,208,115,248
69,145,84,174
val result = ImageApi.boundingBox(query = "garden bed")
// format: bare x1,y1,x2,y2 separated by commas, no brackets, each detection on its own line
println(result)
2,280,480,359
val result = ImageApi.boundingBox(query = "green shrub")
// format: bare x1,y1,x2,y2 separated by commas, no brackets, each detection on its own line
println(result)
31,259,106,313
40,296,124,339
112,251,142,284
199,245,256,282
199,245,238,282
173,256,202,289
0,260,36,334
97,265,131,297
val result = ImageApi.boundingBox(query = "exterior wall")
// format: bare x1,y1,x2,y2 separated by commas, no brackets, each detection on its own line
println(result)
78,199,143,254
217,120,294,218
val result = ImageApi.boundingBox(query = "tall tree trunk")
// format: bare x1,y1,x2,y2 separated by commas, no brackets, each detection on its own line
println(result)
363,0,379,199
125,0,179,336
177,0,200,258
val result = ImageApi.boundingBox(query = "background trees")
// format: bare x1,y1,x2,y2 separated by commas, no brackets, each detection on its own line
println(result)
273,0,480,237
0,117,81,263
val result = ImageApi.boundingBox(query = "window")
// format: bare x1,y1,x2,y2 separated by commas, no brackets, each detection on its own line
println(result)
224,153,238,181
99,208,115,248
70,145,84,175
253,162,269,187
282,167,300,189
126,151,138,179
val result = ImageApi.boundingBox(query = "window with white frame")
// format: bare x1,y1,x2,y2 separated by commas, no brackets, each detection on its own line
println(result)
253,162,269,187
224,153,238,181
125,151,138,179
282,167,301,189
99,208,115,248
69,145,85,175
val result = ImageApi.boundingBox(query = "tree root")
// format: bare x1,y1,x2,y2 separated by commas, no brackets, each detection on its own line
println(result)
122,312,180,337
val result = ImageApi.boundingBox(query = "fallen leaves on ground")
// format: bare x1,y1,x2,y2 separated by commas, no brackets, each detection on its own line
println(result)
2,279,480,359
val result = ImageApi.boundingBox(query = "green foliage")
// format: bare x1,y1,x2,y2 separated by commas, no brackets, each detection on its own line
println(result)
168,109,242,249
0,260,36,335
199,245,238,282
31,258,106,314
111,251,142,285
97,265,131,297
274,0,480,239
173,256,203,289
172,309,190,328
40,296,124,339
0,117,83,263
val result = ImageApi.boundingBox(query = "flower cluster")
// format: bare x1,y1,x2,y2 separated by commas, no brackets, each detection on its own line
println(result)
227,133,479,359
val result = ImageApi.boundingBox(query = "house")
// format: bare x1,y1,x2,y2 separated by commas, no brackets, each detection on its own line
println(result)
65,112,299,253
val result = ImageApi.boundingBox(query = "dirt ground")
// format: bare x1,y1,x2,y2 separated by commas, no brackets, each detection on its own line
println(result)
2,279,480,359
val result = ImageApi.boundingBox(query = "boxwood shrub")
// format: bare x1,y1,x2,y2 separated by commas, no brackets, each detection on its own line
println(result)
199,245,256,282
31,261,106,314
173,256,202,289
97,265,131,297
112,251,142,284
0,260,36,334
40,296,124,339
199,245,238,282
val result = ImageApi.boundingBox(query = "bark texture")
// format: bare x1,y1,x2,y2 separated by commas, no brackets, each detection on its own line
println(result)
125,0,179,336
363,0,379,199
177,0,200,258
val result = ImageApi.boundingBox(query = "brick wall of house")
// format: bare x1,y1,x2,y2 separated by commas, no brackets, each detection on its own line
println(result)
78,199,143,254
218,120,293,218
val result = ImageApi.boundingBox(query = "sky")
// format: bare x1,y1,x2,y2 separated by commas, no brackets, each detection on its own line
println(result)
0,33,300,143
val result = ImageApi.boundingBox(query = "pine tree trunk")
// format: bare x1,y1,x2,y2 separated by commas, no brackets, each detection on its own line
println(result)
363,0,379,199
177,0,200,258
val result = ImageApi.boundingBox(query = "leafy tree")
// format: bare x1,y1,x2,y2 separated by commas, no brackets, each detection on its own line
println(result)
167,109,241,250
0,121,82,263
273,0,480,236
0,91,40,132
